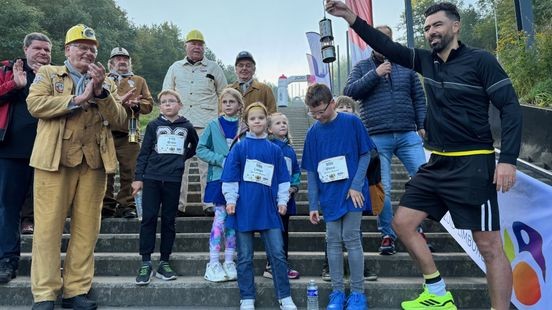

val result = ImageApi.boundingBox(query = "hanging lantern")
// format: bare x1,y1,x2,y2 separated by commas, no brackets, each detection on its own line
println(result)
319,18,336,63
128,111,139,143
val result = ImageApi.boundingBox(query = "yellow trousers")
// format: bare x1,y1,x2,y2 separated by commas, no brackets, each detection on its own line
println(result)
31,164,106,302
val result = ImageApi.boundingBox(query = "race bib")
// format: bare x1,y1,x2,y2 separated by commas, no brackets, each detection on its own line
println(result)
285,157,292,175
317,155,349,183
157,134,185,155
243,159,274,186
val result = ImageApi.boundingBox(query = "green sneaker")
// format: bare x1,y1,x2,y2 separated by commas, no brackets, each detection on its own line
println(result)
135,263,153,286
401,286,457,309
156,261,177,281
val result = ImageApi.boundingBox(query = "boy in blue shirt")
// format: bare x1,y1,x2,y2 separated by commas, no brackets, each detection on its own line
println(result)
302,84,374,310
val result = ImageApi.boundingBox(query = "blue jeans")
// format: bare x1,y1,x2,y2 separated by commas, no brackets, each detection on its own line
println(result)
236,229,290,300
371,131,426,240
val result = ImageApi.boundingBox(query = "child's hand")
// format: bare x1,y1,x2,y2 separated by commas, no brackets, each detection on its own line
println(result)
347,189,365,208
309,211,320,224
278,205,287,215
131,181,143,196
226,204,236,215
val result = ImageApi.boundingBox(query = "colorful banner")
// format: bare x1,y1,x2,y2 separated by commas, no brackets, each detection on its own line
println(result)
346,0,373,66
440,166,552,309
305,32,331,88
500,171,551,309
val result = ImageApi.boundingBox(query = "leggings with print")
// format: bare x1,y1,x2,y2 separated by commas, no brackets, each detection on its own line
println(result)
209,205,236,261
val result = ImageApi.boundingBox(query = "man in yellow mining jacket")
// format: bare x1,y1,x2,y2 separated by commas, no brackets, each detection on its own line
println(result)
26,24,126,310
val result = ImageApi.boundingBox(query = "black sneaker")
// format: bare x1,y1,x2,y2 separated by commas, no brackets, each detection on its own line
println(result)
61,294,97,310
135,263,153,285
321,265,331,282
364,268,378,281
156,261,177,281
0,260,17,284
32,301,54,310
379,235,397,255
118,207,137,219
262,264,273,279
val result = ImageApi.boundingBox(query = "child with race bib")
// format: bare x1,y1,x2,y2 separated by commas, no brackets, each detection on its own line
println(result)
302,84,374,309
132,89,199,286
222,102,297,310
197,88,243,282
262,112,301,280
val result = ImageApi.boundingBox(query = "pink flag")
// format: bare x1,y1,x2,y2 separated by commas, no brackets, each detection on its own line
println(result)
346,0,373,66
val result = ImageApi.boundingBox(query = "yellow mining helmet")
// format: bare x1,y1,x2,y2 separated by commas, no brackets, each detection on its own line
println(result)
185,29,204,43
65,24,98,46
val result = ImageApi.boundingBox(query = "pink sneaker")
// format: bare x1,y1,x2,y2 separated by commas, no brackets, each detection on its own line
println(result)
287,267,300,279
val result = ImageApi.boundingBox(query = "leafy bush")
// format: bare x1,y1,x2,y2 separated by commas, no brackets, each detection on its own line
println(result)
523,78,552,108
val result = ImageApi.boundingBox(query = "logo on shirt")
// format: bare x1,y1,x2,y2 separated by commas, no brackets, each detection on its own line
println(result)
55,82,64,93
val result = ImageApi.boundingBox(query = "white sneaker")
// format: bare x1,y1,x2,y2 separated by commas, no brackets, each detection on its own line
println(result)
279,296,297,310
223,261,237,280
240,299,255,310
204,262,227,282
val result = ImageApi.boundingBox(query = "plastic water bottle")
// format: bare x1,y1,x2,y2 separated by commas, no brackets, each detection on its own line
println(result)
307,279,319,310
135,190,143,221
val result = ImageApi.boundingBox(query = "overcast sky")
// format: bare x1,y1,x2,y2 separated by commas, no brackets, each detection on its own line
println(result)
114,0,407,85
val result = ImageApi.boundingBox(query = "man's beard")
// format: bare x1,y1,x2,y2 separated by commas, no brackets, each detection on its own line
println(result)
429,31,454,53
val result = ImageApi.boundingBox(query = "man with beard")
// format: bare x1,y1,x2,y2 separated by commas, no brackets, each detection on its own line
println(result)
228,51,276,114
0,32,51,284
27,24,126,310
102,47,154,219
163,29,228,216
327,2,522,310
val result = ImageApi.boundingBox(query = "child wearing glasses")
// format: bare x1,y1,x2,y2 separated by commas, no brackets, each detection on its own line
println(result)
302,84,375,309
132,89,198,285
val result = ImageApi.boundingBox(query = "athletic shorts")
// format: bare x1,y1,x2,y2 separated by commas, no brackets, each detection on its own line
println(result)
399,153,499,231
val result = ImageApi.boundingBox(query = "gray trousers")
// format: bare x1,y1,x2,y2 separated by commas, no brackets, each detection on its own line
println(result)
326,211,365,293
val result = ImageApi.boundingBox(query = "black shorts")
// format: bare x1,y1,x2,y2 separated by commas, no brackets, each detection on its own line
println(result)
399,153,499,231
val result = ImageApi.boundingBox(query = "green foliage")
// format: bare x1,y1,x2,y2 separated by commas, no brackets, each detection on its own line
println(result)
0,0,44,59
496,0,552,107
523,79,552,108
131,22,184,97
1,0,234,100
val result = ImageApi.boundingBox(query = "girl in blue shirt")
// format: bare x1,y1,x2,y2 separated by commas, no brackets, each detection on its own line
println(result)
221,102,297,310
197,88,243,282
263,112,301,280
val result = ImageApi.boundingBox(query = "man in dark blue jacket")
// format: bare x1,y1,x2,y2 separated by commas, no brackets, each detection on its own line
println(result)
328,1,522,310
0,32,51,284
344,25,427,256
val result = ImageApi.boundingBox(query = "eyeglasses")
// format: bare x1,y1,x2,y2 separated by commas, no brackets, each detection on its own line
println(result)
71,43,97,55
307,103,331,117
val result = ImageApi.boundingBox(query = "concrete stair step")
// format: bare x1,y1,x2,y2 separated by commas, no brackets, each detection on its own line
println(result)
175,200,405,216
20,232,463,253
96,216,446,234
15,252,482,278
180,188,409,203
0,276,489,308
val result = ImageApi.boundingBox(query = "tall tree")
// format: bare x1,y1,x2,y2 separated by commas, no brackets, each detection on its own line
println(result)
0,0,44,59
